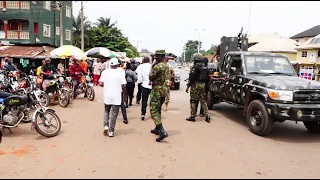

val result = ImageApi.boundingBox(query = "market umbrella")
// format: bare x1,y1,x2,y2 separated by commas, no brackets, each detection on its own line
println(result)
110,51,124,58
85,47,115,58
50,45,87,60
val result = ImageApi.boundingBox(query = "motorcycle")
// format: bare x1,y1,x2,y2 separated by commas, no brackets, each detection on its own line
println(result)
67,72,95,101
44,73,71,108
0,87,62,138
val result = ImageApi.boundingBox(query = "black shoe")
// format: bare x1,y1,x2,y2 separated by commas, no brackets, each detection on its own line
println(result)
129,103,132,106
141,115,145,121
205,116,211,123
186,116,196,122
123,119,128,124
136,101,140,104
150,126,160,135
156,124,168,142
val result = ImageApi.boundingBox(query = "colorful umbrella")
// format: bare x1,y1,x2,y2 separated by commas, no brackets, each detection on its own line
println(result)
110,51,124,58
85,47,115,58
50,45,87,60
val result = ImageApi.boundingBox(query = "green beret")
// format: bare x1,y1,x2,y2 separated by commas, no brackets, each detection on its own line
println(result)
155,50,166,55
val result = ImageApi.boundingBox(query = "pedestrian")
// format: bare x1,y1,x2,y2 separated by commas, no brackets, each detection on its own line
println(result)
186,53,211,123
137,56,152,120
92,59,102,86
69,58,87,99
1,57,8,69
163,56,175,111
134,59,143,104
117,59,129,124
80,59,88,73
99,58,127,137
88,58,94,77
3,59,17,72
149,50,170,142
99,57,111,74
197,57,210,117
36,60,46,90
57,59,65,75
125,63,138,107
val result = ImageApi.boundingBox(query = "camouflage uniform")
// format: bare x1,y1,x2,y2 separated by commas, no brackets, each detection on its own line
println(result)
149,50,170,142
186,53,211,123
164,63,175,105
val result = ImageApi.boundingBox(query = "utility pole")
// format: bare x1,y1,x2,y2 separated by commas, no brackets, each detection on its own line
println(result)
133,40,142,51
81,1,84,51
59,1,63,47
247,1,252,36
195,28,205,53
181,40,186,62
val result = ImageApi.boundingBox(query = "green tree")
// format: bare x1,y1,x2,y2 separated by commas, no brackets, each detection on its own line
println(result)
181,40,204,62
95,17,115,29
72,12,93,50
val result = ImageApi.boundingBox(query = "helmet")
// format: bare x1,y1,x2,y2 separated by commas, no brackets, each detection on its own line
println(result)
191,53,203,62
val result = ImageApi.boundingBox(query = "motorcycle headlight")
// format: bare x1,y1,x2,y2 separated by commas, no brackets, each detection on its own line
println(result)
58,77,64,83
267,90,293,101
85,76,91,82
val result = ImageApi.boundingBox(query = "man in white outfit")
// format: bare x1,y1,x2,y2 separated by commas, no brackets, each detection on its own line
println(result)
135,56,152,120
99,58,127,137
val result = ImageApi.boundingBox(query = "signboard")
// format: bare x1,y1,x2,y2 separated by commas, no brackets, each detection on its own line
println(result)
309,52,317,63
0,31,5,39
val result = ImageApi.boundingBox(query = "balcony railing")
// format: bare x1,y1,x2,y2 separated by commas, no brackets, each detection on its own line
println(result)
0,1,3,8
20,31,29,39
6,31,30,40
6,1,19,9
7,31,18,39
21,1,30,9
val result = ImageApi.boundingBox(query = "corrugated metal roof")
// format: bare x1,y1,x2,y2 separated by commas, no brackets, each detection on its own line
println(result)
33,46,56,59
290,25,320,39
295,34,320,50
249,37,300,53
248,32,283,44
0,45,44,58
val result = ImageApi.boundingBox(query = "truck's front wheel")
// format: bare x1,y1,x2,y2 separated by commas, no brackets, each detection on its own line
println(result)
303,121,320,133
246,100,274,136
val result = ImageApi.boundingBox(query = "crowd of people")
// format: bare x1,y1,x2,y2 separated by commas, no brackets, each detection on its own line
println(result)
97,51,176,142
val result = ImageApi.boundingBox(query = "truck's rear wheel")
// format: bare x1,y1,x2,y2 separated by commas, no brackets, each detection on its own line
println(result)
207,91,214,110
246,100,274,136
303,121,320,133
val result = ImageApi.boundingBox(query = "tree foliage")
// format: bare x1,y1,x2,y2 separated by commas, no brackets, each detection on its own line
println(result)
72,13,139,58
181,40,218,62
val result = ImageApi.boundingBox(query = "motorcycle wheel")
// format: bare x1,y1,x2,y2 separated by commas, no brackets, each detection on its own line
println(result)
86,86,95,101
58,89,70,108
34,110,61,138
39,92,50,107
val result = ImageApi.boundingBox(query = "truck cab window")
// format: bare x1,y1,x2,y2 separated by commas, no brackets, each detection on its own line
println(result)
229,55,242,75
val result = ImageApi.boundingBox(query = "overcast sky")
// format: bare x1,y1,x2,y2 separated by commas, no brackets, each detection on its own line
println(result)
73,1,319,56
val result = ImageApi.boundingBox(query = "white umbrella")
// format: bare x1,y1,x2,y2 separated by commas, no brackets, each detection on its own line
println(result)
110,51,124,58
85,47,115,58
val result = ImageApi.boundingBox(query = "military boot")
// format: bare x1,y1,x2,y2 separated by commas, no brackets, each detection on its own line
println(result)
205,116,211,123
150,125,160,135
156,124,168,142
186,116,196,122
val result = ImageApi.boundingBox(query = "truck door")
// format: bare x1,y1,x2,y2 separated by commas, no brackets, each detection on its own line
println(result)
226,54,244,104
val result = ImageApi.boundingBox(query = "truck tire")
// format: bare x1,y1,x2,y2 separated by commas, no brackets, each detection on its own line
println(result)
174,83,180,90
246,100,274,136
303,121,320,133
207,91,214,110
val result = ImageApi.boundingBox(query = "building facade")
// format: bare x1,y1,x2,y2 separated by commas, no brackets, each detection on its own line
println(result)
290,25,320,44
0,1,73,47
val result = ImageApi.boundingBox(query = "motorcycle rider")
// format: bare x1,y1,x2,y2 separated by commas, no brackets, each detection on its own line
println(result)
186,53,211,123
41,57,59,92
3,59,17,72
69,57,87,98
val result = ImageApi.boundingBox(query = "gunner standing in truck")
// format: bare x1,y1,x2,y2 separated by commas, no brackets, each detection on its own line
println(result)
186,53,211,123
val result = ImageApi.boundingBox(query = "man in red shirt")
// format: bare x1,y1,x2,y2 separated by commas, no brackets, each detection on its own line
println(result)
69,58,87,98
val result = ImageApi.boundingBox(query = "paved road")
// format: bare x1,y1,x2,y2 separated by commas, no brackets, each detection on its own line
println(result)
1,69,320,178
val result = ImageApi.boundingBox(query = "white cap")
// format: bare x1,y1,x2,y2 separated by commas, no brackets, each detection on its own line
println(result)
109,58,119,66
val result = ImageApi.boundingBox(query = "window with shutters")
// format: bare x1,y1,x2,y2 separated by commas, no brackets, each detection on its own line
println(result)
43,24,50,37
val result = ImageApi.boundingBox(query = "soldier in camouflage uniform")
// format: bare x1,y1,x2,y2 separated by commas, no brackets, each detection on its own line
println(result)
163,55,175,111
186,53,211,123
149,50,170,142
